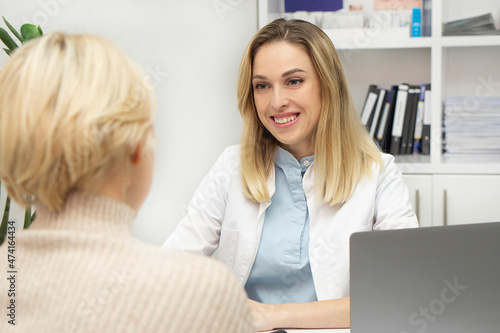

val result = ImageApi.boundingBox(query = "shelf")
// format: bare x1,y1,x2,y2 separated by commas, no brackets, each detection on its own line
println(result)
440,35,500,48
396,154,500,174
259,0,500,176
325,29,433,50
394,155,432,164
329,33,500,50
397,162,500,175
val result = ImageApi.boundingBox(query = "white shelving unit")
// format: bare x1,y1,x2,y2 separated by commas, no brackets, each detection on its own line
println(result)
258,0,500,226
257,0,500,175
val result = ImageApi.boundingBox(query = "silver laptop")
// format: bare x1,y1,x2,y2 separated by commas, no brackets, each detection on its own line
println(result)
350,222,500,333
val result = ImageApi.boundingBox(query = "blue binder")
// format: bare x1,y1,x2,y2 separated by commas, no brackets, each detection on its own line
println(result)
284,0,343,12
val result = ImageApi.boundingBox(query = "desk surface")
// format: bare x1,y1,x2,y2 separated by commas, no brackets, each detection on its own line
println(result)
263,329,350,333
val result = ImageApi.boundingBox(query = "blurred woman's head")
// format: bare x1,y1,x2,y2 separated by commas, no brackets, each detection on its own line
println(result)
0,32,156,211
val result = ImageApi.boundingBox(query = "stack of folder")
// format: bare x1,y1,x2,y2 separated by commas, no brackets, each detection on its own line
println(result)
361,83,431,156
443,97,500,155
443,13,500,36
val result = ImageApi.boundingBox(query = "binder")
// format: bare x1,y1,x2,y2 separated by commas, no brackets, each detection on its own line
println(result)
284,0,343,12
421,84,432,155
369,88,387,139
377,85,398,153
390,84,409,155
400,86,416,154
403,85,420,154
411,8,422,37
422,0,432,37
412,84,428,154
360,84,379,130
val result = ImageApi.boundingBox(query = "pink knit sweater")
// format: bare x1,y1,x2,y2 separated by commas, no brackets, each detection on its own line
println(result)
0,191,255,332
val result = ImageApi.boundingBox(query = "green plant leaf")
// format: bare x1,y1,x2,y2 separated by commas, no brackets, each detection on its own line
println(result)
20,23,42,42
0,196,11,246
24,204,32,228
3,16,23,43
0,27,18,51
0,218,7,245
3,48,11,56
37,25,43,36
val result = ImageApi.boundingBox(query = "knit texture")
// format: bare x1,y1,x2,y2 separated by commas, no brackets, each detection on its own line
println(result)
0,191,255,332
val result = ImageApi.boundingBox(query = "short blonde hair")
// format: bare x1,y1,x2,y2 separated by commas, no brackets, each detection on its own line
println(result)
0,32,156,211
237,18,382,205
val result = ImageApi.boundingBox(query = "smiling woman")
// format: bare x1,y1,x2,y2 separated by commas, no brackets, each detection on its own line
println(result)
252,42,322,162
164,18,418,331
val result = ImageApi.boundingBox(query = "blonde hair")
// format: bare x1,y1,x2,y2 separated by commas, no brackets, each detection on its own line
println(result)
237,18,382,205
0,32,156,211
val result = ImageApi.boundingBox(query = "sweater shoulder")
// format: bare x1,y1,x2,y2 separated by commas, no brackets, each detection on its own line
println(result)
115,241,255,331
129,239,236,277
129,241,246,300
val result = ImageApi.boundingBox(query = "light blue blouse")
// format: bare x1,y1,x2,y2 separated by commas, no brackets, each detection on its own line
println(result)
244,147,317,304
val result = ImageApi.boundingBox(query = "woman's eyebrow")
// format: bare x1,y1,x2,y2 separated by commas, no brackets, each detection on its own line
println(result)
252,74,267,80
282,68,305,77
252,68,306,81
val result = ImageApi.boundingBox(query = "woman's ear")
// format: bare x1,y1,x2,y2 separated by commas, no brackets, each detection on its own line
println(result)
130,143,143,166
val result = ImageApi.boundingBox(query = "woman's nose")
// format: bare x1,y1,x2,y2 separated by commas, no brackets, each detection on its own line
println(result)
270,87,289,110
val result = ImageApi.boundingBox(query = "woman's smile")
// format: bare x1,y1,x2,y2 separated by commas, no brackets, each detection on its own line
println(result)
272,113,300,127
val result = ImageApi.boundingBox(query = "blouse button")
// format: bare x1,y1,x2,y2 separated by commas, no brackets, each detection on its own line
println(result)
303,160,310,167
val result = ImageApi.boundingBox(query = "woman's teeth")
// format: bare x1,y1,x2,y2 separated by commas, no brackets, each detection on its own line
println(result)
274,114,297,124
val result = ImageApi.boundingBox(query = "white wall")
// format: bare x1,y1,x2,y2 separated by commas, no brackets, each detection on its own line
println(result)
1,0,257,244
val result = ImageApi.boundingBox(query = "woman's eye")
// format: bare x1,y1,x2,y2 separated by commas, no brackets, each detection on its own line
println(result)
288,79,303,86
254,83,268,90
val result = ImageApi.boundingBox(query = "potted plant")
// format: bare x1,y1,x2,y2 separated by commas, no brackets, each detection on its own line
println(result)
0,17,43,245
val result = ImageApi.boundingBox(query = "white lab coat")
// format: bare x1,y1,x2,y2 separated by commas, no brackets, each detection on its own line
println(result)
164,145,418,300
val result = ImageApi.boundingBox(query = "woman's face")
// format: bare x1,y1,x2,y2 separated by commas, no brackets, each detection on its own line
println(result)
252,41,322,160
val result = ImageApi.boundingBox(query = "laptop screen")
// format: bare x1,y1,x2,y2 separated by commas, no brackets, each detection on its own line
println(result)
350,222,500,333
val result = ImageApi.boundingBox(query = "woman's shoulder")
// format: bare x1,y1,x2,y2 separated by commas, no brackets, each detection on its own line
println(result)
375,152,407,185
220,144,241,159
117,242,254,331
366,151,395,175
367,152,400,183
127,241,246,299
133,242,239,287
212,144,242,175
379,152,396,167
